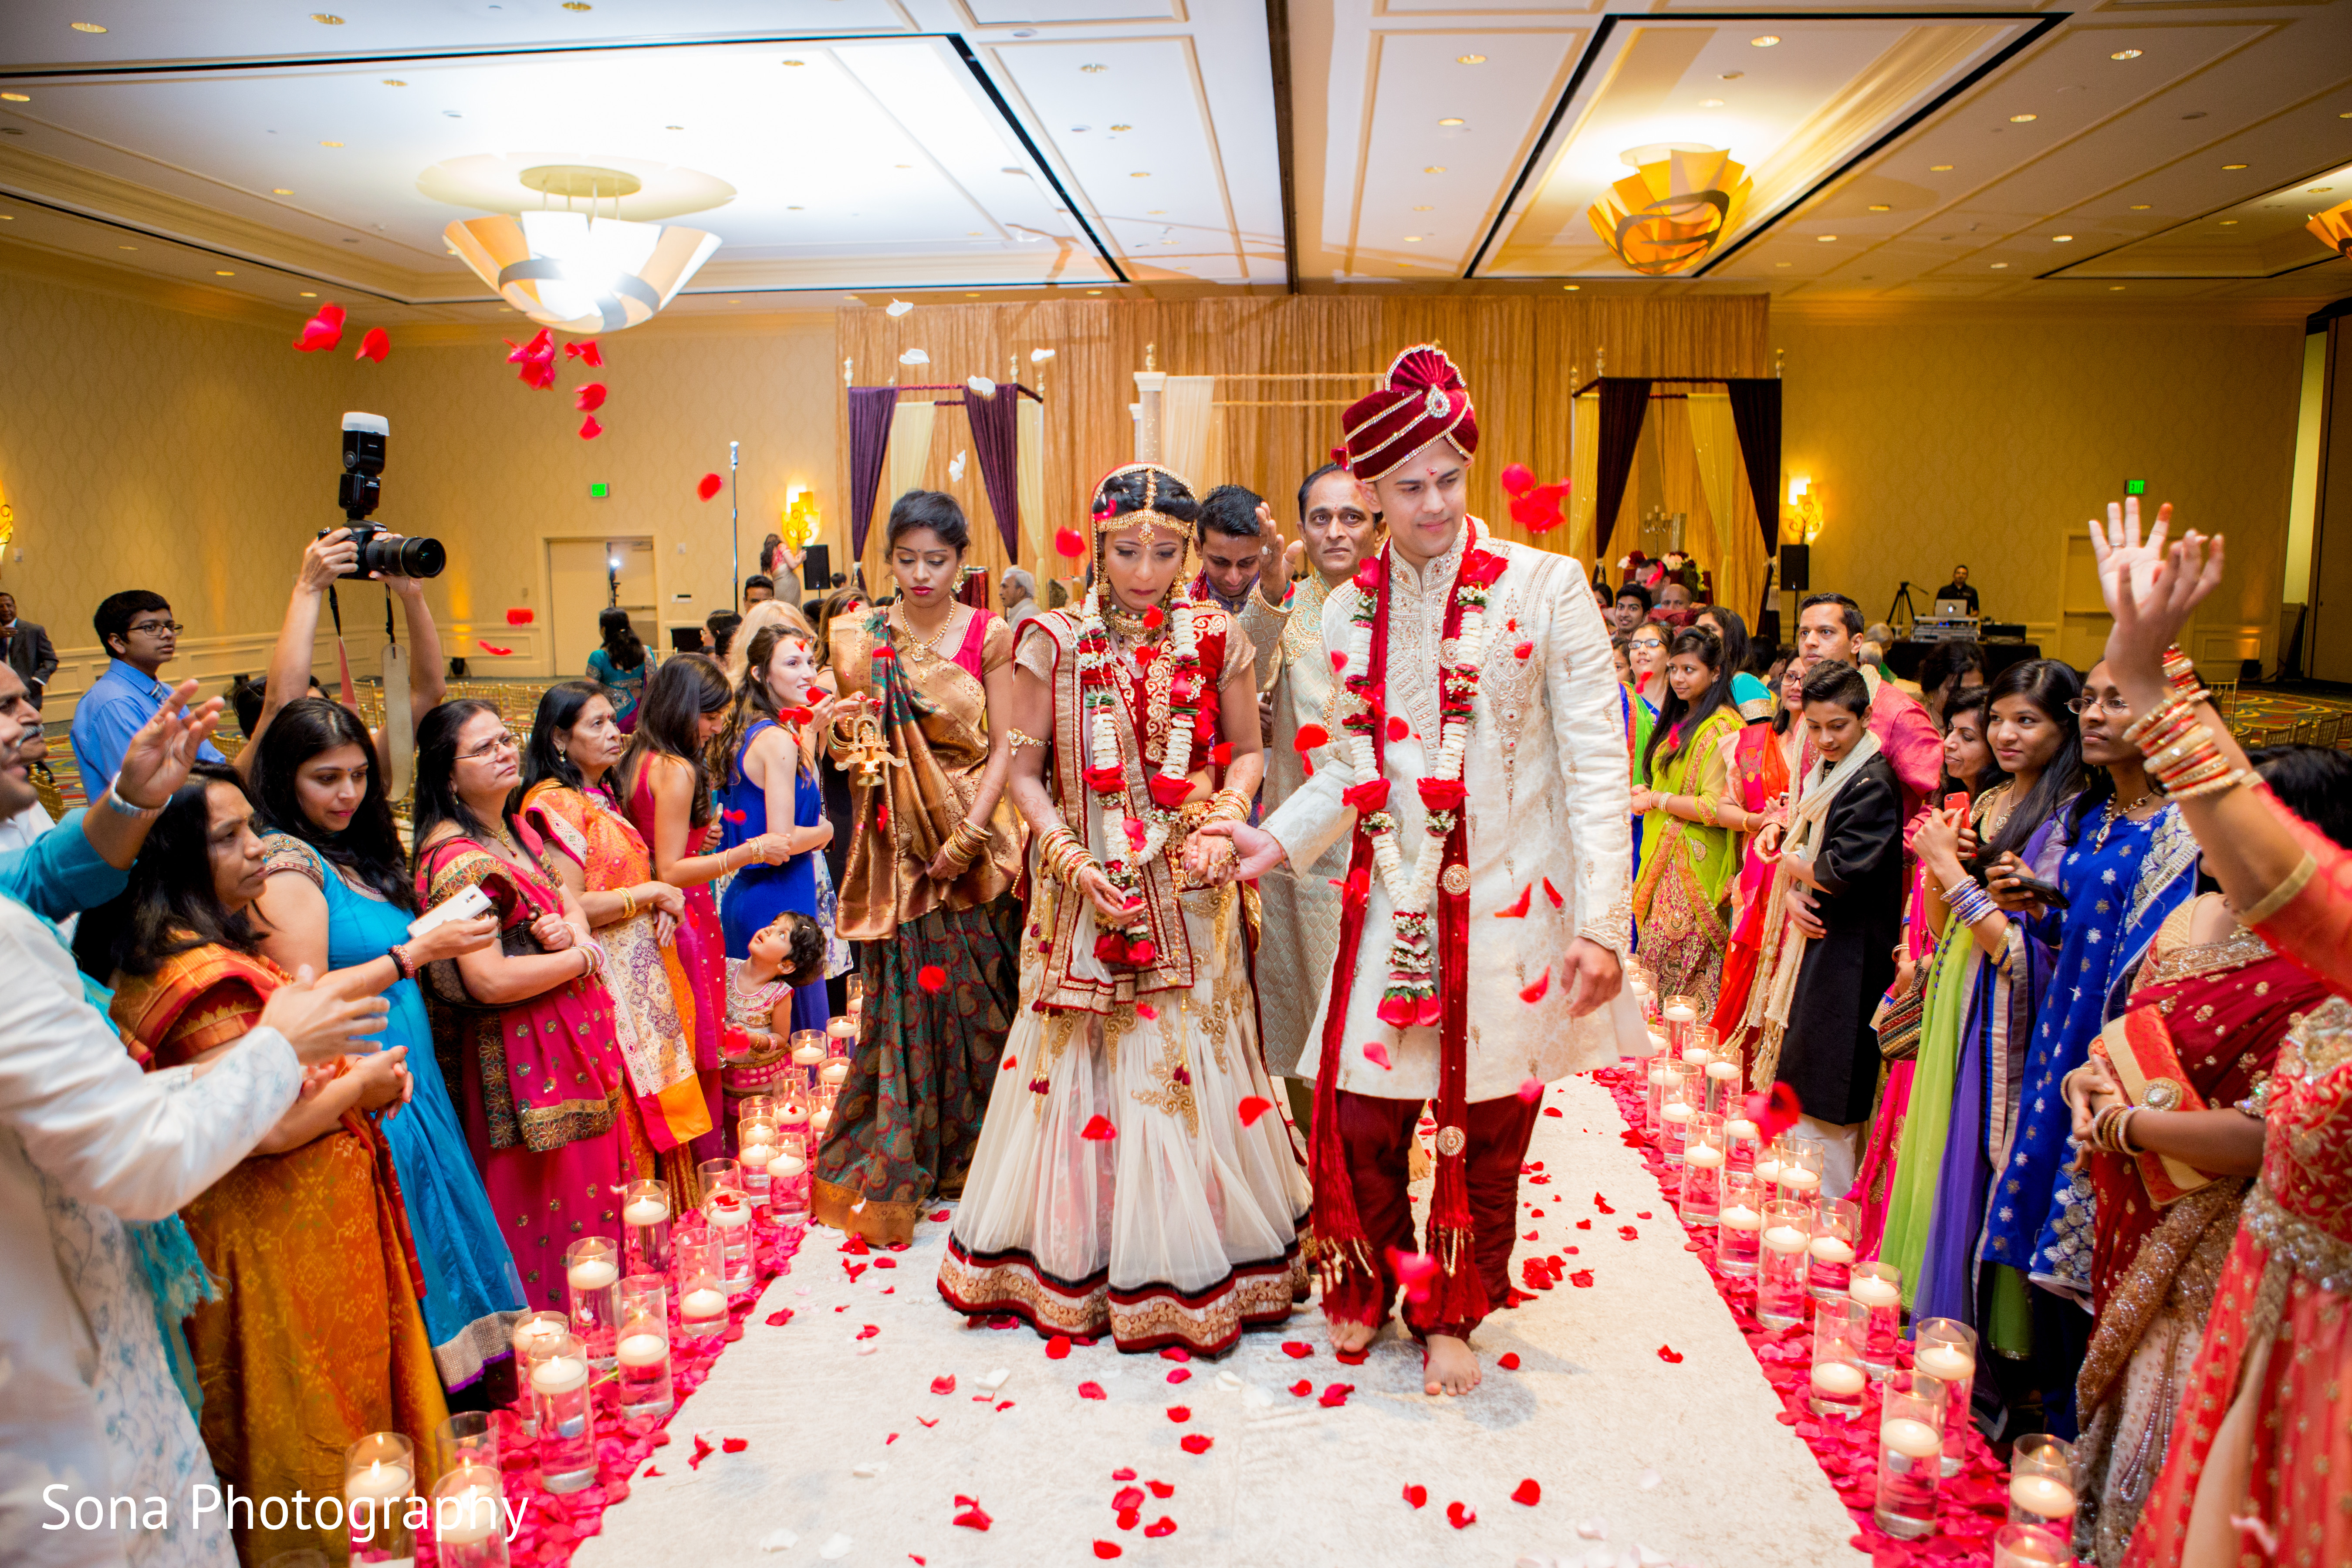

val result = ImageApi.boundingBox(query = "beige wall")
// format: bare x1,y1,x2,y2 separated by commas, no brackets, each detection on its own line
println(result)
1778,312,2306,673
0,268,839,717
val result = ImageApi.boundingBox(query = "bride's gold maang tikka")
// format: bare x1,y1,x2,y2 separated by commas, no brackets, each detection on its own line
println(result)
1090,462,1193,576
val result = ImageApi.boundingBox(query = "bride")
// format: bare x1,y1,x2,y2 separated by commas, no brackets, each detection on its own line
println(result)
937,463,1310,1354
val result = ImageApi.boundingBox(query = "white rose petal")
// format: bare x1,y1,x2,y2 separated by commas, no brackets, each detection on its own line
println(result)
851,1461,885,1478
820,1534,854,1560
977,1367,1010,1391
1636,1467,1661,1491
853,1341,879,1356
1636,1548,1671,1568
1216,1371,1242,1391
885,300,913,317
1241,1383,1274,1409
758,1527,797,1552
897,348,929,366
1577,1519,1608,1540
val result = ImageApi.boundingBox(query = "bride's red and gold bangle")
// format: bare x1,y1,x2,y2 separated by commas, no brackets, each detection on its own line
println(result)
1037,824,1098,885
1207,787,1252,824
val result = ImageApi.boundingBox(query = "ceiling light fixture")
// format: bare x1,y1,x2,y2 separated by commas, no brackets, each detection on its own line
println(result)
321,140,342,147
1700,99,1724,108
444,169,720,333
782,59,804,67
0,92,28,102
71,22,107,33
1458,54,1486,64
2223,162,2248,169
2009,114,2038,123
1588,144,1750,276
2309,199,2352,259
1110,123,1132,132
1868,203,1891,212
118,243,134,250
1750,35,1780,47
1130,171,1149,177
2130,203,2151,210
1719,71,1744,81
2110,285,2126,291
273,187,294,194
1990,262,2008,268
2220,219,2238,226
300,291,317,297
1931,164,1954,172
1413,205,1432,211
1424,166,1445,174
1775,261,1791,267
215,270,234,276
1564,284,1580,290
2054,234,2074,241
383,79,405,87
2110,49,2142,61
311,12,344,22
1439,118,1463,127
562,1,592,9
1081,63,1106,73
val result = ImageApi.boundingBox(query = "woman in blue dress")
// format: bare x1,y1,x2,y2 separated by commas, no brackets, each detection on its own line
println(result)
716,619,836,1034
588,608,653,733
246,697,528,1402
1976,660,2198,1436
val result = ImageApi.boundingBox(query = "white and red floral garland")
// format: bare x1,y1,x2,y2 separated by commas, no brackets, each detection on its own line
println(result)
1074,581,1206,968
1336,532,1499,1027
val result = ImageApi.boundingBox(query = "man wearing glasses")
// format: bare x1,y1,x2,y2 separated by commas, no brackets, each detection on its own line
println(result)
70,590,226,790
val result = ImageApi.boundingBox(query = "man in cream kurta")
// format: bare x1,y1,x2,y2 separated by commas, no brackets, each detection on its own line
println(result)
1213,346,1640,1396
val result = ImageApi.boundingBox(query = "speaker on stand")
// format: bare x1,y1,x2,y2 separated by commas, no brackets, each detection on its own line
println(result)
1775,544,1810,653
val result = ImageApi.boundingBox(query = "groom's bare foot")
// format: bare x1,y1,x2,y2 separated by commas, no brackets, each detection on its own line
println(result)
1423,1334,1481,1396
1328,1316,1378,1356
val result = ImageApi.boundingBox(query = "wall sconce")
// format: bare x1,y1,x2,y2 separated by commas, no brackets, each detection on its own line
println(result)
1784,476,1824,545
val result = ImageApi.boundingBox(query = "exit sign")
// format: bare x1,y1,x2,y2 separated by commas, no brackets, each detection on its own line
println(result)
2124,479,2146,496
589,482,610,499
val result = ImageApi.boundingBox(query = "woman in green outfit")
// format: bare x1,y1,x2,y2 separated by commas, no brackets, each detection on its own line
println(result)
1630,627,1746,1018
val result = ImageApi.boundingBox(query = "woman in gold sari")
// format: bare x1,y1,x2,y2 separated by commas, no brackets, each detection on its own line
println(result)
815,490,1024,1243
101,765,445,1568
518,680,711,1198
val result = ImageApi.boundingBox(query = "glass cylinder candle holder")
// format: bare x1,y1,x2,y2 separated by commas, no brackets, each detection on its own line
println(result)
844,972,864,1017
616,1274,675,1422
1757,1197,1813,1329
2007,1433,2078,1531
430,1462,509,1568
810,1085,839,1138
1808,1197,1861,1301
1990,1522,2074,1568
1723,1112,1762,1174
1873,1370,1950,1540
706,1185,756,1293
507,1310,568,1439
1771,1134,1827,1213
737,1118,779,1207
1659,1061,1700,1166
1702,1046,1742,1117
676,1229,729,1338
1849,1262,1903,1376
1715,1169,1765,1277
1914,1318,1979,1478
1809,1297,1870,1419
345,1432,416,1565
529,1330,597,1494
1644,1039,1675,1139
620,1178,672,1277
564,1236,622,1369
790,1027,827,1069
737,1092,777,1129
1679,1112,1726,1223
1660,992,1700,1052
826,1011,858,1048
768,1129,810,1220
431,1410,498,1485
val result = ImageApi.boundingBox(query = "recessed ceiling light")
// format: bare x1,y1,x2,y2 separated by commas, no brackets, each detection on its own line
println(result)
787,204,803,210
665,125,682,131
1404,236,1423,242
1424,166,1445,174
2109,285,2126,291
117,243,135,250
71,21,107,33
1990,262,2009,269
1438,118,1463,127
2130,203,2152,210
2009,114,2038,123
1130,171,1149,177
1750,35,1780,48
2110,49,2142,61
311,12,344,22
1931,164,1954,172
1817,235,1837,242
382,79,405,87
1775,261,1791,267
321,140,342,147
272,187,293,194
562,1,592,9
214,270,234,276
1087,289,1102,294
1563,284,1579,291
0,92,28,102
1458,54,1485,65
300,291,317,297
2220,219,2239,226
782,59,804,67
2223,162,2249,170
894,163,911,169
1701,99,1724,108
1147,209,1164,215
2053,234,2074,241
1413,205,1432,211
1110,123,1132,132
2313,186,2335,193
1868,203,1891,212
1081,63,1106,73
1719,71,1744,81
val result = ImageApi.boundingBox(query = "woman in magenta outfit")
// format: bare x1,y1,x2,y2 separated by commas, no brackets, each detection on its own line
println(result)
612,654,792,1160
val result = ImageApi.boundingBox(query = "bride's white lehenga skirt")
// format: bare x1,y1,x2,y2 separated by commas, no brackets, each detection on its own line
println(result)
938,886,1311,1354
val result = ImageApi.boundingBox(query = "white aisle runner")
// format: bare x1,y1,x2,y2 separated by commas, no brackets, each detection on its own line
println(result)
573,1075,1857,1568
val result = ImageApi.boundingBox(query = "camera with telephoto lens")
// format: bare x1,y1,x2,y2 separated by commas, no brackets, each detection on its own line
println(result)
321,411,444,578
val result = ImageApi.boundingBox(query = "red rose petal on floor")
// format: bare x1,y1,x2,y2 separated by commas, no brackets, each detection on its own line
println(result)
1575,1219,1591,1230
1160,1347,1191,1362
1167,1368,1191,1384
1179,1435,1213,1454
1077,1381,1106,1400
642,1464,664,1478
722,1437,748,1453
696,473,723,501
1165,1405,1190,1423
1511,1478,1541,1506
1636,1211,1653,1220
1237,1095,1274,1128
1402,1484,1427,1510
1570,1270,1594,1287
1115,1507,1139,1530
1594,1195,1615,1213
1146,1481,1173,1499
1618,1225,1638,1240
1288,1379,1311,1396
1543,1107,1564,1117
1144,1517,1176,1538
1281,1342,1312,1358
1517,1075,1544,1104
917,964,946,993
1519,969,1551,1004
1317,1383,1353,1408
953,1506,993,1531
1112,1485,1145,1512
1334,1346,1369,1366
1522,1229,1539,1240
1092,1544,1122,1560
1446,1502,1476,1530
929,1209,951,1221
856,1324,881,1339
1497,1353,1521,1370
764,1308,792,1326
1046,1335,1071,1360
1080,1115,1116,1141
1657,1344,1685,1363
931,1375,956,1395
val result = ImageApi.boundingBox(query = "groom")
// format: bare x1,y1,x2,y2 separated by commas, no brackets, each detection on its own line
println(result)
1210,346,1635,1395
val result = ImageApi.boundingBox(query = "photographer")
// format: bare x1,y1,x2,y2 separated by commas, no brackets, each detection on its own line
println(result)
239,527,445,775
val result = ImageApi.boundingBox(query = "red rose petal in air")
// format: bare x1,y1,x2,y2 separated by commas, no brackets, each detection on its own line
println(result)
1446,1502,1476,1530
1092,1544,1122,1560
505,608,534,625
917,965,946,993
1077,1381,1106,1400
1514,641,1534,661
1144,1517,1176,1538
1080,1115,1115,1141
931,1375,956,1395
1281,1342,1312,1359
355,327,390,363
1135,1003,1159,1022
1210,741,1234,767
1360,1040,1394,1070
575,382,608,412
1656,1344,1684,1363
697,473,724,501
1179,1434,1212,1454
579,415,604,440
1746,1080,1805,1141
1517,1075,1544,1104
1142,606,1165,630
1165,1405,1190,1423
1497,1353,1521,1370
1542,878,1564,909
722,1437,749,1453
1293,723,1328,753
1056,527,1088,558
1329,650,1347,672
1519,969,1551,1004
476,642,513,657
1386,716,1409,742
1001,1055,1017,1072
1511,1478,1541,1507
1403,1484,1427,1509
1500,463,1535,497
1237,1095,1274,1128
564,338,603,366
1494,885,1533,919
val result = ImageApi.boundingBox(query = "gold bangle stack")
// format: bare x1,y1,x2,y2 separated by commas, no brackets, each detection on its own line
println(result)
2088,1102,2142,1156
1206,787,1253,825
1037,824,1100,886
937,817,990,872
619,888,639,920
2124,686,2249,801
2162,644,2201,697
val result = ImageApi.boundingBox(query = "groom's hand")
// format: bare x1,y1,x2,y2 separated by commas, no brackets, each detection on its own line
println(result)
1561,937,1622,1018
1192,820,1286,882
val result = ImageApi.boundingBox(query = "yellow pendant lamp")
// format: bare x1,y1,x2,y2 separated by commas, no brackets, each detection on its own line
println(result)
1588,144,1752,277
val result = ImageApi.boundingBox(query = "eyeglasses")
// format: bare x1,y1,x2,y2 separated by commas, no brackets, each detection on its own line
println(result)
459,732,520,761
2065,694,2132,716
126,620,183,636
1629,637,1666,652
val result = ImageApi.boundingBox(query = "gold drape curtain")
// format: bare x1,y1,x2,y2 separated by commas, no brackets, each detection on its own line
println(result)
837,296,1767,581
1686,392,1769,626
859,398,1017,595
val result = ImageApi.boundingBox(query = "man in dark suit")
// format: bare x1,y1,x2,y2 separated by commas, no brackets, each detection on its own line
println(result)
0,592,57,710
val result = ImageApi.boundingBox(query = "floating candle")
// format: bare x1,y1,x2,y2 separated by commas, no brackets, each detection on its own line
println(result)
1811,1363,1867,1397
345,1460,412,1504
738,1143,776,1171
777,1102,810,1124
529,1355,588,1395
566,1257,618,1292
1779,1168,1821,1193
2009,1475,2076,1520
622,1196,668,1227
1849,1274,1902,1310
791,1044,825,1066
1719,1204,1763,1232
1661,1102,1693,1123
810,1108,833,1132
1706,1060,1741,1081
434,1487,502,1546
1810,1237,1857,1266
681,1287,728,1320
1916,1345,1975,1382
1882,1417,1943,1461
1763,1224,1810,1254
770,1152,808,1179
1664,1004,1697,1023
1727,1118,1760,1141
1754,1158,1782,1184
1683,1145,1723,1169
818,1061,850,1085
616,1332,668,1368
1681,1046,1711,1066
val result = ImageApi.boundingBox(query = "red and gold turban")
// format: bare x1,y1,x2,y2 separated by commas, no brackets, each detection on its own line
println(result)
1335,344,1477,481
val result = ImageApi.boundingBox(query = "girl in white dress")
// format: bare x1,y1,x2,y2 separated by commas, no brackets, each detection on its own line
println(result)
937,465,1310,1354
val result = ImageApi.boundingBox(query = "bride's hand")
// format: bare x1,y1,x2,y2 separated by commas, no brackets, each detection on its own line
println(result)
1073,865,1137,923
1192,819,1284,880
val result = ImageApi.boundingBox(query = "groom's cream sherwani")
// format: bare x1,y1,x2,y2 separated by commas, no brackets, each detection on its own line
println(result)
1260,520,1643,1102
